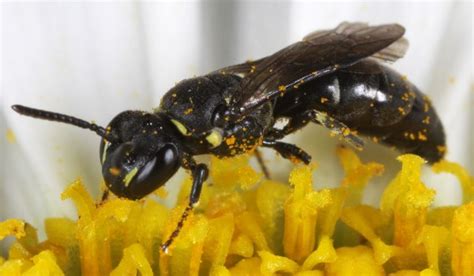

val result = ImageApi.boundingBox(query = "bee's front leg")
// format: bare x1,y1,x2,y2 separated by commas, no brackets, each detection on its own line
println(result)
160,154,208,253
262,140,311,165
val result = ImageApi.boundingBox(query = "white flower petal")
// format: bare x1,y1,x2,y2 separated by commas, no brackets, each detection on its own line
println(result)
1,2,471,255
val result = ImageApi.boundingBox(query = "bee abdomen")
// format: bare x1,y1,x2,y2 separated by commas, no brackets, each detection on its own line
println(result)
360,90,446,163
273,60,446,163
333,62,446,163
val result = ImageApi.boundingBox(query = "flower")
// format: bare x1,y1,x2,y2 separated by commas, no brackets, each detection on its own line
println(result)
2,3,472,275
1,149,472,275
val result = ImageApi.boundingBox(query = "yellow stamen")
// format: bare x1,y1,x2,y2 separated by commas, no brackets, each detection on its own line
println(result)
1,152,472,274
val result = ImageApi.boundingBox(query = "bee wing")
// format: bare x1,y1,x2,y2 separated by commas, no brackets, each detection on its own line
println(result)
234,22,406,114
371,37,409,63
213,57,266,78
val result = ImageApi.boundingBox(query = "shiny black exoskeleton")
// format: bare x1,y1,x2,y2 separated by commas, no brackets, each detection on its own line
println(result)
11,22,446,252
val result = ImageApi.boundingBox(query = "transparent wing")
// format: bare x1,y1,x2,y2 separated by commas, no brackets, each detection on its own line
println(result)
232,22,406,114
212,57,266,78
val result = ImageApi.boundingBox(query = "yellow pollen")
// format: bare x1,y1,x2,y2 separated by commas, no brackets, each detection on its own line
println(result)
422,116,430,124
398,107,406,115
250,65,256,73
226,136,236,146
437,145,447,154
424,102,430,112
109,167,121,176
418,132,427,141
6,128,16,144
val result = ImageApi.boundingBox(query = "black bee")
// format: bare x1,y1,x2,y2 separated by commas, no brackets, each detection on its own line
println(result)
12,22,445,252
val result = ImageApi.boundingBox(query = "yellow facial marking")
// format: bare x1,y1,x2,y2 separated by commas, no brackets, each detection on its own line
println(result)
123,167,138,187
206,129,223,148
171,119,191,136
101,142,110,164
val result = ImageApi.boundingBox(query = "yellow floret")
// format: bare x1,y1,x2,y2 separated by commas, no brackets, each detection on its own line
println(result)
235,212,270,252
283,164,332,262
0,259,28,275
432,160,474,203
336,145,384,206
228,257,261,275
228,233,254,258
301,235,337,270
381,155,435,248
110,243,153,276
258,250,299,275
341,205,399,264
202,213,234,269
416,225,450,274
255,180,290,253
325,246,385,276
0,219,26,240
210,155,262,190
451,202,474,276
159,205,208,276
22,250,64,276
1,149,473,275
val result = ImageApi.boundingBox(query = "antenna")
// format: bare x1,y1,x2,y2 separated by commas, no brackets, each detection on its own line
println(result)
11,105,118,143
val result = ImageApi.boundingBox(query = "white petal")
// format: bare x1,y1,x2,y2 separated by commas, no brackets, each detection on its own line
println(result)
1,2,471,254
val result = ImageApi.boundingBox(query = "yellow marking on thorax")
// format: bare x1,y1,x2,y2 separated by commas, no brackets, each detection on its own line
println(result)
206,129,223,148
171,119,192,136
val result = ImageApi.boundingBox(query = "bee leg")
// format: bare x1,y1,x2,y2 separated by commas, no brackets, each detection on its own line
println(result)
262,140,311,164
160,156,208,253
254,149,271,179
100,189,110,203
309,110,364,150
271,110,364,150
266,112,314,140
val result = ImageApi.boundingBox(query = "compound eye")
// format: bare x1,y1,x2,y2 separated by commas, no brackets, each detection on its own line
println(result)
130,144,180,197
103,143,180,200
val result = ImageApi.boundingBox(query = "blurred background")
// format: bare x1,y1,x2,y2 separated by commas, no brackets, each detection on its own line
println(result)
1,1,472,247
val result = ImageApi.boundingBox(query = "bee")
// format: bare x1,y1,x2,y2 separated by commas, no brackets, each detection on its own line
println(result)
12,22,445,252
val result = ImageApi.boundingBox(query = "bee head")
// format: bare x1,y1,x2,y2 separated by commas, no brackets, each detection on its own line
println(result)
11,105,182,200
100,111,182,199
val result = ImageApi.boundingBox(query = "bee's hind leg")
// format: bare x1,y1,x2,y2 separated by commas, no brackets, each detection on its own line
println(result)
262,140,311,165
267,109,364,151
309,110,364,150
